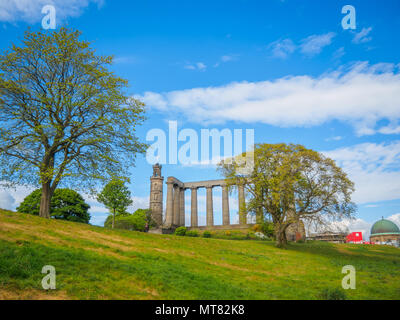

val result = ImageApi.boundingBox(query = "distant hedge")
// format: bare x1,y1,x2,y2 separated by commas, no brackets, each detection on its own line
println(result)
104,209,153,231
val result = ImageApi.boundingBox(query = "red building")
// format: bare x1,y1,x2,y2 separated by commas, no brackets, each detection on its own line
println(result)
346,232,363,243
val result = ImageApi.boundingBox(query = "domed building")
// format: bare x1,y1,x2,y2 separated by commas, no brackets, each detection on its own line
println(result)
370,218,400,247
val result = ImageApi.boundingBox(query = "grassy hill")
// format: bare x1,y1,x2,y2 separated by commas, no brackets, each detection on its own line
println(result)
0,209,399,300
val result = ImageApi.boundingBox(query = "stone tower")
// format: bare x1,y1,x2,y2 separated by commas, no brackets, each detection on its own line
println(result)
149,163,164,226
285,202,306,242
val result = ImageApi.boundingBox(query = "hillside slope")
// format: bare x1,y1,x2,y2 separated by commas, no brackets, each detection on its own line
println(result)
0,210,399,300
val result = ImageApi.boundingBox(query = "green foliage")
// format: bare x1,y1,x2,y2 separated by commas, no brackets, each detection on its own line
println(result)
319,287,348,300
186,230,199,237
17,188,90,223
104,209,151,232
0,28,147,218
218,143,356,248
260,221,275,238
175,227,187,236
202,231,212,238
97,179,132,228
1,210,400,300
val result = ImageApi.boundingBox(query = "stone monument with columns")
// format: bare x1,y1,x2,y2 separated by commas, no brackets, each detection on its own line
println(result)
162,177,253,231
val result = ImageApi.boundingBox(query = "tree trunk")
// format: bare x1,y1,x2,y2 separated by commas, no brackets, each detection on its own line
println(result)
275,223,289,248
112,209,115,229
39,182,52,219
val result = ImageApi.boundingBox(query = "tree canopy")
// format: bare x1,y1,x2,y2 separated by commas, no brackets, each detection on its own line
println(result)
218,143,356,247
97,179,133,229
0,28,147,219
17,188,90,223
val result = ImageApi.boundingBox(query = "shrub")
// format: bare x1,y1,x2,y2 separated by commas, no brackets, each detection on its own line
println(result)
203,231,212,238
104,209,152,231
319,287,347,300
186,230,199,237
261,221,275,237
252,224,263,233
17,188,91,223
175,226,187,236
246,231,257,240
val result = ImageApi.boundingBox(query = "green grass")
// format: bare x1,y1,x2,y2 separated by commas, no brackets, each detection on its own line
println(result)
0,209,399,300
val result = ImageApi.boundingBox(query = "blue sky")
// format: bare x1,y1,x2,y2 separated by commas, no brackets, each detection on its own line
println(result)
1,0,400,238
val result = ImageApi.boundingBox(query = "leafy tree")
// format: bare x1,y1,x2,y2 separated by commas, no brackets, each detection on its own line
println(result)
0,28,146,219
17,188,90,223
218,143,356,248
97,179,133,229
104,208,154,231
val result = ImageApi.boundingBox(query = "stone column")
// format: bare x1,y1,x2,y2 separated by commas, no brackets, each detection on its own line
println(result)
238,184,246,225
173,185,180,226
179,188,185,226
165,182,174,226
222,185,230,225
206,187,214,227
190,188,198,227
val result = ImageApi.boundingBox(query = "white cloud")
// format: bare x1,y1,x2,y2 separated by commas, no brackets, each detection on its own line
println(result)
184,62,207,71
0,0,103,23
113,56,138,65
300,32,336,56
268,33,335,59
325,136,343,142
268,38,296,59
364,204,379,208
332,47,345,60
388,213,400,228
221,55,235,63
378,124,400,135
307,214,400,241
140,62,400,135
214,54,239,67
0,190,15,210
321,218,373,240
323,141,400,204
0,184,35,210
352,27,373,44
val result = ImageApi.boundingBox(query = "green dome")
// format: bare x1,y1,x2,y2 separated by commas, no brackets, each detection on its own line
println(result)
371,218,400,236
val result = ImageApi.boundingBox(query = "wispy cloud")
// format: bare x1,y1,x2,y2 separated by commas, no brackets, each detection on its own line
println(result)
332,47,345,60
268,39,296,59
214,54,239,67
184,62,207,71
323,141,400,204
325,136,343,142
352,27,373,44
299,32,336,56
140,62,400,136
113,55,138,65
268,32,336,59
